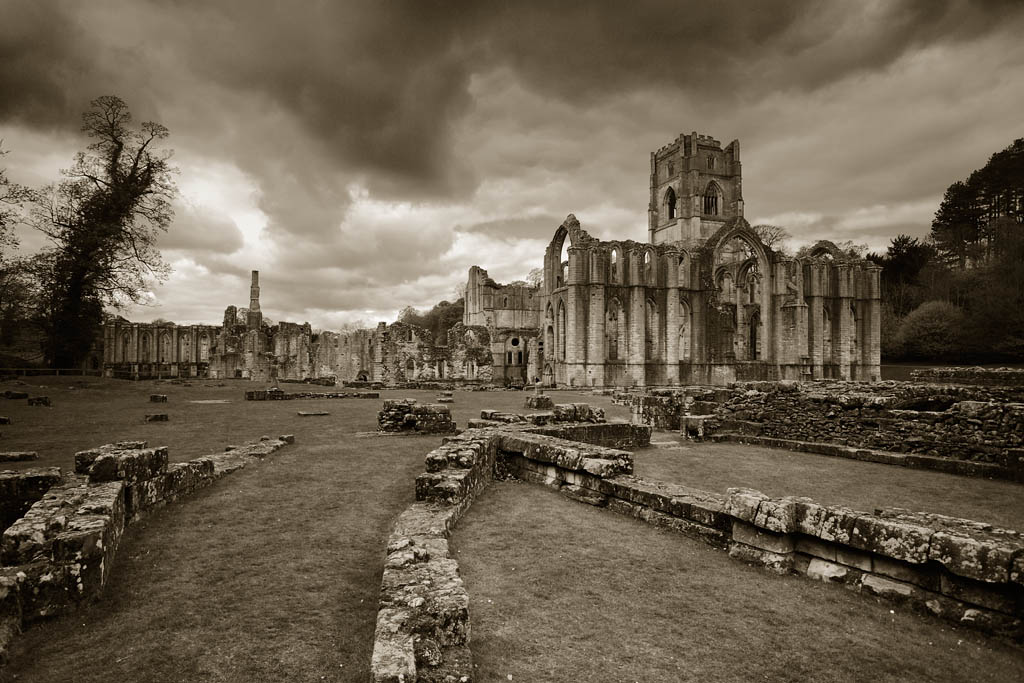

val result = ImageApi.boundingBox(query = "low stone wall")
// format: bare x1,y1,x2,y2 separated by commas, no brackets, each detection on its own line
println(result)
245,389,379,400
0,469,63,532
378,400,457,434
724,489,1023,637
711,433,1023,481
911,367,1024,386
373,411,1023,678
499,436,1024,639
371,428,500,682
0,435,294,663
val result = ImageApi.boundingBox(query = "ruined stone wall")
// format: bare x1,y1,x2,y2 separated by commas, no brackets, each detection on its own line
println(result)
911,367,1024,386
271,322,313,381
0,436,294,660
498,429,1024,639
313,329,375,381
445,323,493,382
709,382,1024,465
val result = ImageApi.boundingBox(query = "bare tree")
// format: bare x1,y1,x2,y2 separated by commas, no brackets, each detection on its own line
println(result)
29,96,177,367
752,224,792,254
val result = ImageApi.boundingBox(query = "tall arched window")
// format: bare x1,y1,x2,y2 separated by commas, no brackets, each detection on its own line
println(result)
610,248,619,281
749,311,761,360
679,297,692,361
644,250,653,283
703,181,722,215
122,334,131,362
557,301,567,360
665,186,677,220
678,254,689,288
140,333,151,362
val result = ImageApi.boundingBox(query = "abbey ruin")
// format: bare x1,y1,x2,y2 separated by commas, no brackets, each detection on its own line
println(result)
103,131,882,386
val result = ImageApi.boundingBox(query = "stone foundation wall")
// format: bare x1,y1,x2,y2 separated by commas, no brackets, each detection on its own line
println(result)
624,381,1024,467
712,382,1024,465
377,400,457,434
0,436,294,663
0,469,63,532
371,428,501,682
911,367,1024,386
499,436,1024,639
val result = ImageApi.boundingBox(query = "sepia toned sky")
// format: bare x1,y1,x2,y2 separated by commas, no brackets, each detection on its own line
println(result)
2,0,1022,329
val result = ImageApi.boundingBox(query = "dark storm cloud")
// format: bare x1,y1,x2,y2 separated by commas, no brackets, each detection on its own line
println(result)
2,0,1022,325
5,1,1020,190
157,205,245,254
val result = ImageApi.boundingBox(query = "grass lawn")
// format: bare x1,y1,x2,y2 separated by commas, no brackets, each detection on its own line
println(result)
0,377,611,682
636,437,1024,530
452,481,1024,683
1,377,1020,680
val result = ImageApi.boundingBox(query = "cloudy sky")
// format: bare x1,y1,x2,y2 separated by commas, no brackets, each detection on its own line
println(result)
2,0,1022,329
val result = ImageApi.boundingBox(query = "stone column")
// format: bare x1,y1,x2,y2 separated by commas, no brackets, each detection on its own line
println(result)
665,250,680,385
863,264,882,381
565,246,586,386
587,286,606,387
628,252,647,387
807,264,824,379
836,264,853,380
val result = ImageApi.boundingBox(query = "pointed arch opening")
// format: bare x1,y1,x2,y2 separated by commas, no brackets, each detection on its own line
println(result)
665,186,677,220
703,181,723,216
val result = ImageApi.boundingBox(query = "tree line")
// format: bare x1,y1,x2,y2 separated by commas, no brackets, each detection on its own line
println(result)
869,139,1023,362
0,96,174,368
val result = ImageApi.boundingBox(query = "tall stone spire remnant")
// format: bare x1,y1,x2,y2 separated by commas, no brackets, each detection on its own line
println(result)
247,270,263,328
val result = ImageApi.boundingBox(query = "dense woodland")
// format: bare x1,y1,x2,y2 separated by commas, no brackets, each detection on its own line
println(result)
868,139,1024,362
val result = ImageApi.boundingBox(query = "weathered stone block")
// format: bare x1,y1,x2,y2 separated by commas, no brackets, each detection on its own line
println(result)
149,394,168,403
27,397,49,407
0,417,10,425
728,542,793,574
560,483,607,506
87,447,168,484
731,521,794,554
806,558,850,583
724,488,766,524
144,413,168,422
861,574,917,600
928,530,1017,584
872,555,938,590
794,536,837,561
835,547,873,572
939,571,1019,614
850,515,932,564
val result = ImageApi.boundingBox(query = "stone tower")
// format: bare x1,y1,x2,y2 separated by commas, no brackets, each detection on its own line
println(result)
246,270,262,328
648,132,743,246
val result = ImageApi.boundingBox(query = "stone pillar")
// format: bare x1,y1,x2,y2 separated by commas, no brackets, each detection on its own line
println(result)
665,250,680,385
807,264,824,379
836,265,852,380
863,264,882,381
565,246,586,386
628,255,646,387
587,287,606,387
